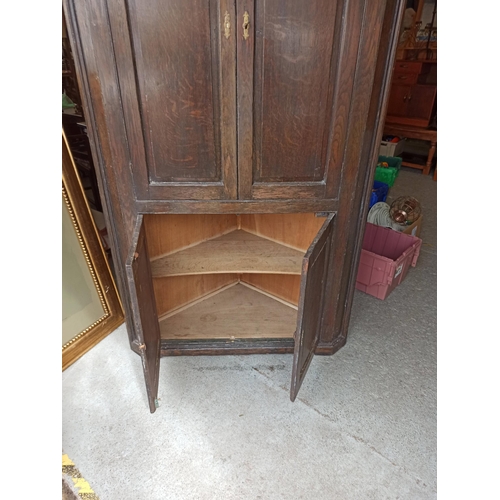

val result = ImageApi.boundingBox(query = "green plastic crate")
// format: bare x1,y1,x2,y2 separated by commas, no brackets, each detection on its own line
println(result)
374,155,402,187
378,155,402,170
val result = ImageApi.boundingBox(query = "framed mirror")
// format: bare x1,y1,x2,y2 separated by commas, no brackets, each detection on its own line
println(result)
62,131,124,370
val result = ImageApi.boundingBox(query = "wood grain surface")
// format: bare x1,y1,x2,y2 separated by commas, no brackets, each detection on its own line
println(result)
159,283,296,339
151,230,304,277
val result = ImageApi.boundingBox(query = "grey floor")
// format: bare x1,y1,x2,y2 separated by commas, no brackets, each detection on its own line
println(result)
62,167,437,500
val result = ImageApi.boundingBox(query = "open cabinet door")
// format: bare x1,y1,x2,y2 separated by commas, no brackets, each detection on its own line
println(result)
291,214,335,401
126,216,161,413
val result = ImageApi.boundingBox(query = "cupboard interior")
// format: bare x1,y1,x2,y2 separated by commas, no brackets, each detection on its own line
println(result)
143,213,326,341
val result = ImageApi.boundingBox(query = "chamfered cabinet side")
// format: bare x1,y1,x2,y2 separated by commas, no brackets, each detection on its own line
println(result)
316,0,406,353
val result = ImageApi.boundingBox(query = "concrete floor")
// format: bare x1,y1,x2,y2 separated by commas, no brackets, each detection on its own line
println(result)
62,167,436,499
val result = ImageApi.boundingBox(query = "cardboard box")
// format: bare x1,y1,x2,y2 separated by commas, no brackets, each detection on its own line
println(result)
402,214,423,238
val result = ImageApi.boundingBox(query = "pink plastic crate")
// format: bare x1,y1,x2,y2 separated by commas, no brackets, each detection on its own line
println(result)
356,223,422,300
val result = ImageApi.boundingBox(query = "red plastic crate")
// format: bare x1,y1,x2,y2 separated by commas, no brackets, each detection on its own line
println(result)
356,223,422,300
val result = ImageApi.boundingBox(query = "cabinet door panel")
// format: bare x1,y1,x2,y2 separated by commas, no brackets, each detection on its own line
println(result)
290,214,334,401
114,0,237,200
406,85,437,122
253,1,336,184
386,84,410,117
126,217,161,413
238,0,367,200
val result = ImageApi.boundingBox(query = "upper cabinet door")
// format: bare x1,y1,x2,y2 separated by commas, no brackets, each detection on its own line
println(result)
107,0,238,200
237,0,365,201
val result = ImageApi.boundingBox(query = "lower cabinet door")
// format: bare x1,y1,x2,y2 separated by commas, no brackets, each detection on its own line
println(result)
406,85,437,125
386,84,410,118
126,215,161,413
291,213,335,401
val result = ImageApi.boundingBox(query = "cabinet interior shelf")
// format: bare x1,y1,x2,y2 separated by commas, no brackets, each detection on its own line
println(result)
151,229,304,277
159,282,297,340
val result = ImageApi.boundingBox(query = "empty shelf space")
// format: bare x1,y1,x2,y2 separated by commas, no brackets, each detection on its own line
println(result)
151,230,304,277
159,283,297,340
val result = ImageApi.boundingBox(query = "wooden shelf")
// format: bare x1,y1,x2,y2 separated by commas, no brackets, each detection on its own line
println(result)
159,283,297,340
151,229,304,277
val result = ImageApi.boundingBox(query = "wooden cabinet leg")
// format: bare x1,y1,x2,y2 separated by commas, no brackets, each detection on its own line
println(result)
424,141,436,175
433,167,437,181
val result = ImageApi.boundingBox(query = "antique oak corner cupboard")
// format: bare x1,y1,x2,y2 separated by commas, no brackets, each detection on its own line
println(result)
63,0,405,412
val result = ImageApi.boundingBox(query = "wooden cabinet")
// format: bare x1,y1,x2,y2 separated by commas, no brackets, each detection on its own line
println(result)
63,0,405,412
385,60,437,128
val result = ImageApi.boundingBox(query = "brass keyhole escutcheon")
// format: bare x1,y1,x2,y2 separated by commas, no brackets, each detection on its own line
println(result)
224,11,230,39
243,11,250,40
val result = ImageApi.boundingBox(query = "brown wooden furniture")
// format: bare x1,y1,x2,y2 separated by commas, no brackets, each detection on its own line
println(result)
384,123,437,176
63,0,406,412
385,60,436,128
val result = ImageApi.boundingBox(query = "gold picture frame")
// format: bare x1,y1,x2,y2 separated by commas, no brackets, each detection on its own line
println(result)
62,131,124,370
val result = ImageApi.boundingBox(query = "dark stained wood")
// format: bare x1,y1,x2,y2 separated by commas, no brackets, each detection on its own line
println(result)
63,0,140,350
218,0,238,199
125,216,161,413
320,0,406,350
129,0,221,181
65,0,407,407
107,0,237,200
136,199,338,214
66,0,137,261
290,214,334,401
315,337,346,356
324,0,367,198
161,338,295,356
252,0,337,183
236,0,255,199
320,0,380,344
239,0,363,201
161,337,348,357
